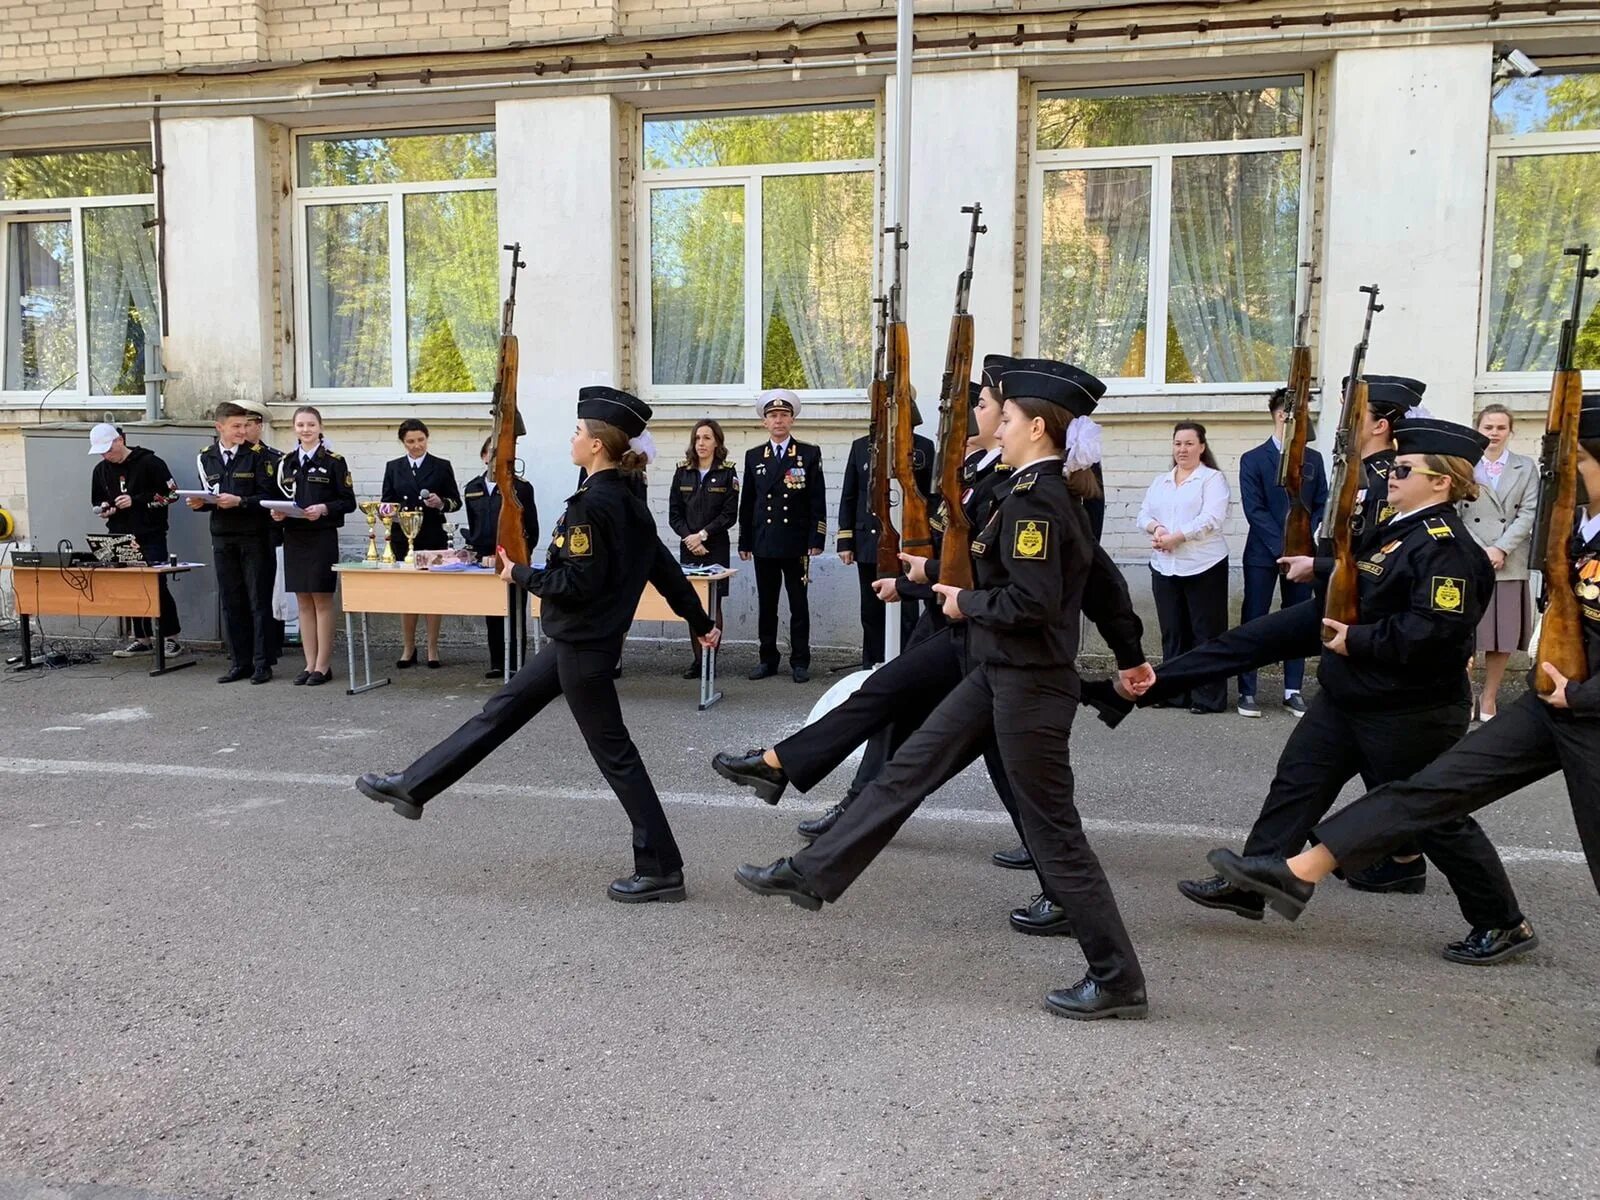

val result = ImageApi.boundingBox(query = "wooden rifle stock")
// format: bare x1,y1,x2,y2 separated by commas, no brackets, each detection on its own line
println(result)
1532,244,1597,693
1277,265,1316,559
888,319,931,556
490,244,529,565
868,297,900,579
933,202,985,591
1321,284,1383,643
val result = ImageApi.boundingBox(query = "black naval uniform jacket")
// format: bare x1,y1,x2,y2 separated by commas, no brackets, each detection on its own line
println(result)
197,440,277,536
836,432,934,561
510,469,712,646
668,458,740,567
1317,502,1493,711
91,446,178,540
381,453,461,553
738,438,826,557
279,444,357,526
464,472,539,559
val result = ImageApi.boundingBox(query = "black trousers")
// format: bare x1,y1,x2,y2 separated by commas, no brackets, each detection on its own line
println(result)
131,531,180,641
795,663,1144,993
1237,564,1311,697
1150,559,1230,711
854,559,918,666
400,636,682,876
1241,692,1522,929
212,534,274,671
1144,599,1322,709
754,555,810,669
1316,692,1600,898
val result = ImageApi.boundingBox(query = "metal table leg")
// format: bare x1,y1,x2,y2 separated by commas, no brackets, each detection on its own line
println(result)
9,614,42,672
698,579,723,711
346,610,390,695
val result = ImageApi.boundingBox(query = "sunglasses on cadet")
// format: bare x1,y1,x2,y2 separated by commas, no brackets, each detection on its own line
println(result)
1391,463,1449,480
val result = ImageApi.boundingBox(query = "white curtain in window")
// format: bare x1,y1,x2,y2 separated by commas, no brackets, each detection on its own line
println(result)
650,185,745,386
84,205,157,396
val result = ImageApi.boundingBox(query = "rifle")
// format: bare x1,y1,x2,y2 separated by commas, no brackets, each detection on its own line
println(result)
867,295,900,580
932,203,986,591
1320,284,1383,643
1276,262,1317,561
1530,243,1597,694
885,222,932,559
488,243,530,565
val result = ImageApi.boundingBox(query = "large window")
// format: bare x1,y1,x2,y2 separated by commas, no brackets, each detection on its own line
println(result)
1027,78,1308,390
0,146,157,400
293,127,498,401
1482,69,1600,382
638,103,877,398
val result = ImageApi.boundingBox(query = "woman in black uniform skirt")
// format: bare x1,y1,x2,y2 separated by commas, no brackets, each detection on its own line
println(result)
274,406,356,685
380,418,461,668
668,419,739,677
357,387,720,904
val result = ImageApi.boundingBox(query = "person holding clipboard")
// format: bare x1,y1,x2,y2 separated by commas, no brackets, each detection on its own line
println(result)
273,406,356,686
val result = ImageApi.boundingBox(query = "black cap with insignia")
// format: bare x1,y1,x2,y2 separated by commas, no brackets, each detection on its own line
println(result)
999,357,1105,418
981,354,1017,389
1392,416,1488,464
1342,374,1425,420
1581,392,1600,441
577,385,652,438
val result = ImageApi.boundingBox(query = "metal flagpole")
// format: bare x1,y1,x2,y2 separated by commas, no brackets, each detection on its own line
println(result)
882,0,914,664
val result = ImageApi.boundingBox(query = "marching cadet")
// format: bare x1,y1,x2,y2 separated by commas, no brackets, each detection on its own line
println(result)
667,419,739,679
738,389,826,683
837,399,934,668
274,406,357,687
731,359,1154,1019
188,402,279,684
357,387,720,904
464,436,539,678
1177,418,1536,964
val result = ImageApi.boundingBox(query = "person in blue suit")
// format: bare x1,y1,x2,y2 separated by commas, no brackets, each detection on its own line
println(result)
1236,388,1328,718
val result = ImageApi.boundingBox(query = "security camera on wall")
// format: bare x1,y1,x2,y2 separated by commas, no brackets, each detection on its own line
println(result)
1502,49,1542,78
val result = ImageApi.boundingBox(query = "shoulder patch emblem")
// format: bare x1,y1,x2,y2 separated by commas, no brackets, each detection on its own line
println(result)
568,525,592,557
1013,519,1048,560
1424,516,1454,541
1431,576,1464,613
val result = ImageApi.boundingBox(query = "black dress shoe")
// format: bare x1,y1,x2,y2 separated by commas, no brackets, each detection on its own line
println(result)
1045,977,1148,1021
992,843,1034,870
797,800,848,843
1010,894,1075,937
292,669,312,686
306,670,331,687
485,667,504,678
747,662,779,680
711,749,789,805
250,667,272,685
1080,677,1134,729
355,772,424,820
217,666,250,684
1206,848,1314,921
396,652,417,669
734,858,823,910
1442,919,1539,965
608,871,686,904
791,666,810,683
1176,874,1265,920
427,659,442,669
682,661,702,679
1346,856,1426,894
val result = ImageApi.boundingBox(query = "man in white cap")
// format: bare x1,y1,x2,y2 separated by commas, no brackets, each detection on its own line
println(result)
738,389,826,682
89,423,182,657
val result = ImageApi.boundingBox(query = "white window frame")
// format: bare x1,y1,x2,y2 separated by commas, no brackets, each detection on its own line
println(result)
635,100,880,406
1024,75,1314,396
291,124,497,408
0,145,154,407
1478,95,1600,391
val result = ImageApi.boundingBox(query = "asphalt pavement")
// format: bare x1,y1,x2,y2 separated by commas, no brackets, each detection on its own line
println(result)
0,632,1596,1199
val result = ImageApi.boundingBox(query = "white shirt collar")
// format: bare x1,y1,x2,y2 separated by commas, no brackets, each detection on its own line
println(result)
974,447,1001,471
1581,508,1600,545
1013,454,1061,474
1271,433,1284,451
770,438,790,457
408,453,427,467
1390,500,1449,525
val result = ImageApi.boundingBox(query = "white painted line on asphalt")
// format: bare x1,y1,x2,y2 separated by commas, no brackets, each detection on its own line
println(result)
0,755,1589,867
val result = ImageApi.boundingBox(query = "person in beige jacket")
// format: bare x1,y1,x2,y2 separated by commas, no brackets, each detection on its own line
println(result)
1460,404,1537,719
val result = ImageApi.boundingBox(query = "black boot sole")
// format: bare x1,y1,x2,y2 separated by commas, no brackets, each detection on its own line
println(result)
1347,875,1426,895
992,852,1035,871
356,776,423,820
712,757,787,806
1175,882,1265,921
608,884,687,904
1207,852,1308,921
1441,932,1539,966
1044,996,1148,1021
734,869,822,911
1009,916,1077,938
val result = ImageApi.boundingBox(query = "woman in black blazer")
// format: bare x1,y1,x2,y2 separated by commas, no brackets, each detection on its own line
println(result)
380,418,461,668
275,405,357,685
667,419,738,677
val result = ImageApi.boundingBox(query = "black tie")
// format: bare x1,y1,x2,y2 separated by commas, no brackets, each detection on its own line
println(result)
223,450,233,466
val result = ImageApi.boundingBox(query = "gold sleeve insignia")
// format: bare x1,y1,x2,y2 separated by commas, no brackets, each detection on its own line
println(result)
1431,576,1464,613
1012,519,1049,561
568,525,592,557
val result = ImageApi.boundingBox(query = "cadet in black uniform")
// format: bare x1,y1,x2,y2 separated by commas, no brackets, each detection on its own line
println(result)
837,407,934,667
1177,418,1533,960
275,406,357,686
381,418,462,668
464,436,539,679
241,407,285,668
734,359,1151,1020
668,419,739,678
89,423,181,657
739,389,826,682
189,402,278,683
357,387,719,904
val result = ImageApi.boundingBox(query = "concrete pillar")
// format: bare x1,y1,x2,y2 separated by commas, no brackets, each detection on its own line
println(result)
887,68,1020,418
1318,44,1494,426
495,95,624,526
160,116,276,418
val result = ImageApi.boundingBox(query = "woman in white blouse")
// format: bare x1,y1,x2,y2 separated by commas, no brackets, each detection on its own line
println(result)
1137,421,1232,713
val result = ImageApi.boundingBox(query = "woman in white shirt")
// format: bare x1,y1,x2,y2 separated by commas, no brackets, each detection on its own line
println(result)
1137,421,1232,713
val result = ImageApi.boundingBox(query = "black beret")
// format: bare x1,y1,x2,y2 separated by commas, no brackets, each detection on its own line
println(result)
577,385,651,439
999,357,1105,418
1342,374,1426,419
1392,417,1488,465
967,381,982,437
981,354,1017,388
1580,393,1600,441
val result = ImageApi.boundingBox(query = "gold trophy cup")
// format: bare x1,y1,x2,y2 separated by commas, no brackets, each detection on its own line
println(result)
357,499,382,562
396,509,425,565
379,504,399,565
